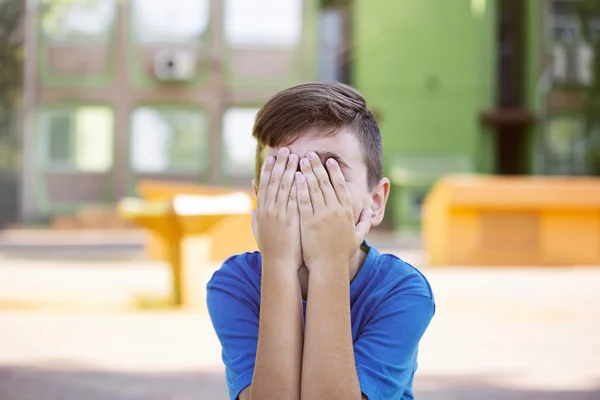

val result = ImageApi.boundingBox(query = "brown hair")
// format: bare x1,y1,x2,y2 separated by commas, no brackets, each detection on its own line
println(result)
252,82,383,190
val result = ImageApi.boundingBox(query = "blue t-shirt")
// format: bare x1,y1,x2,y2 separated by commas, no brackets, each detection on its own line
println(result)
207,243,435,400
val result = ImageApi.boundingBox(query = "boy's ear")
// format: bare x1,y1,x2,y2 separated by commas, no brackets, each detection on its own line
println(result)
370,177,390,227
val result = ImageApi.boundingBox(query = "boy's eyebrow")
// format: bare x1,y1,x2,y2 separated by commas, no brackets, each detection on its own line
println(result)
314,150,352,169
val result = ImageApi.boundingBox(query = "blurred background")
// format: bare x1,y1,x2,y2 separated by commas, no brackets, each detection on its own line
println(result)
1,0,600,399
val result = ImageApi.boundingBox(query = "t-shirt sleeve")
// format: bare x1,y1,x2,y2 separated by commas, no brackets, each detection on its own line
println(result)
206,257,260,400
354,289,435,400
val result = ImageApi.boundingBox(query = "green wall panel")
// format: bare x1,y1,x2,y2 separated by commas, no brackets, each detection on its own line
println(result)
352,0,498,230
353,0,497,169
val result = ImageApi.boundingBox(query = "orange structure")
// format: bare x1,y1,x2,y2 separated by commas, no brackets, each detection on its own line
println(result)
422,176,600,266
136,180,256,262
119,181,258,311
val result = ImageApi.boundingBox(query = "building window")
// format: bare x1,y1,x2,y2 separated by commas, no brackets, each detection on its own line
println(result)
547,0,600,43
544,116,587,175
222,108,259,177
40,0,116,42
132,0,210,43
130,107,208,173
548,0,579,43
38,106,114,172
224,0,303,46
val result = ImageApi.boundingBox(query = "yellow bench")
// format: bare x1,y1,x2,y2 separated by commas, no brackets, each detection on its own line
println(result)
118,189,257,310
422,176,600,266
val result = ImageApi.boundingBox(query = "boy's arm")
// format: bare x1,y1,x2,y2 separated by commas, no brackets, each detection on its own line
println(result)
302,267,434,400
295,155,371,400
207,258,303,400
247,149,304,400
295,155,434,399
301,264,362,400
244,265,303,400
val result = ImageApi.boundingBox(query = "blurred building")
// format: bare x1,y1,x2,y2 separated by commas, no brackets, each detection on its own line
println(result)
21,0,322,224
354,0,600,230
14,0,600,229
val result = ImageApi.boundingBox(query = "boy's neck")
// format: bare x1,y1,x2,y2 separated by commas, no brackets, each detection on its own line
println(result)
298,248,368,301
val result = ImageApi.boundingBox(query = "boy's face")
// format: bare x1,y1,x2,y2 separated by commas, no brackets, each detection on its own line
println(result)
262,129,390,228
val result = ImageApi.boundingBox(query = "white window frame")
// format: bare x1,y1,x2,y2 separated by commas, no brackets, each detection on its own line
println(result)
131,0,210,43
37,106,114,173
224,0,304,46
221,108,259,178
40,0,116,43
130,106,209,174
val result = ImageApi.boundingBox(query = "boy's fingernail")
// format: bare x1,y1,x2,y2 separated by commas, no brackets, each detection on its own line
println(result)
279,147,289,156
301,158,310,167
368,208,373,214
327,158,336,165
296,172,305,182
266,156,275,164
307,151,317,159
289,154,297,162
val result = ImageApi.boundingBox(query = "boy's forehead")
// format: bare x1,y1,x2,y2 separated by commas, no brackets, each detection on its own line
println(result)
264,129,363,164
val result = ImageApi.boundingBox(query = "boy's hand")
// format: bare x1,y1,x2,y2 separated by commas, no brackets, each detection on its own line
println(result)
255,147,303,269
296,152,372,271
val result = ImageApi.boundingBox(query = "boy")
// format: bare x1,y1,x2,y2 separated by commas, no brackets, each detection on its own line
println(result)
207,82,435,400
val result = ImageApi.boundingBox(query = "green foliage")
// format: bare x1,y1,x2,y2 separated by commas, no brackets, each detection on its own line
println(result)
321,0,351,9
38,0,81,37
0,0,22,109
0,0,23,173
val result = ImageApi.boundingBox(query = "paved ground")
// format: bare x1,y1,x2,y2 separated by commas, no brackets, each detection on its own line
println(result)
0,229,423,310
1,230,600,399
2,268,600,399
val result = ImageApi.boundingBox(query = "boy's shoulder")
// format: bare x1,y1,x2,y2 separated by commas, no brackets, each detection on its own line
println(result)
359,246,434,302
206,251,263,292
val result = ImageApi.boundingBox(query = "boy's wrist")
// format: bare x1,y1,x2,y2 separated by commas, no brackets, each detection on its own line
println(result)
306,259,350,283
262,258,302,280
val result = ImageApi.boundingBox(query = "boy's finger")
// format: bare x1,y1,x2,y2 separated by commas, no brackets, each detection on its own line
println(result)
257,156,275,207
277,153,298,206
300,157,325,211
288,179,298,211
296,172,313,217
251,179,257,199
288,180,298,209
355,208,373,247
266,148,290,206
307,151,337,206
325,158,351,207
251,209,258,240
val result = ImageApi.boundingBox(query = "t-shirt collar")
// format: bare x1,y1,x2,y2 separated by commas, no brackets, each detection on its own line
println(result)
350,240,379,302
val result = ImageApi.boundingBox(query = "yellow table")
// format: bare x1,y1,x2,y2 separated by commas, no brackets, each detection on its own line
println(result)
135,179,256,261
118,192,257,310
